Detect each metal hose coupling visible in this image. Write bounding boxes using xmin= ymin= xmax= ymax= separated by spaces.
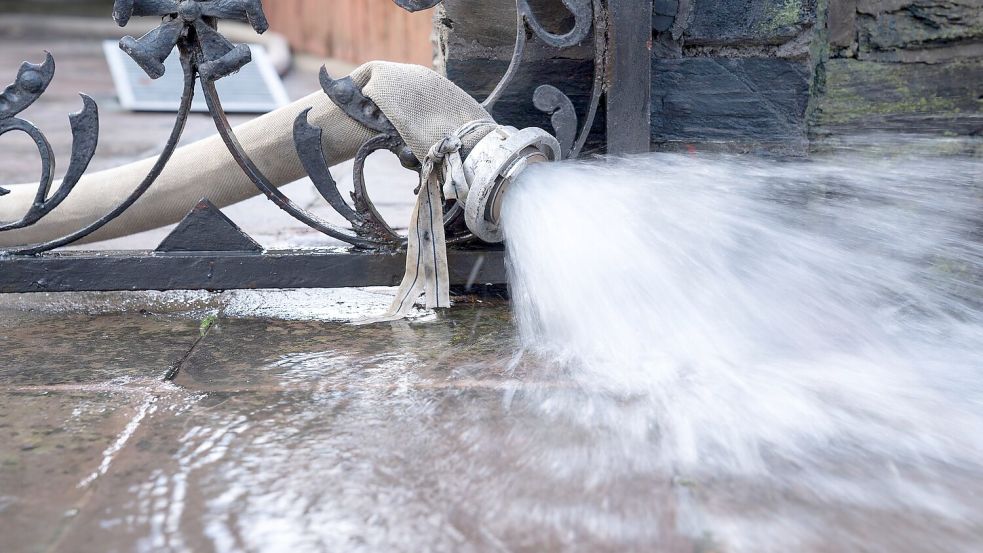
xmin=461 ymin=126 xmax=561 ymax=243
xmin=362 ymin=124 xmax=561 ymax=322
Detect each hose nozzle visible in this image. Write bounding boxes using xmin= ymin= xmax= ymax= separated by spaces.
xmin=462 ymin=126 xmax=561 ymax=243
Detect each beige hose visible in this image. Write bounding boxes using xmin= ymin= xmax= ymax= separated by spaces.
xmin=0 ymin=61 xmax=491 ymax=247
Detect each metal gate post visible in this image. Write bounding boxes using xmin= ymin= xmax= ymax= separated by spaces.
xmin=605 ymin=0 xmax=653 ymax=155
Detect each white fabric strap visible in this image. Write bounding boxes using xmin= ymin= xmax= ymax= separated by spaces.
xmin=357 ymin=118 xmax=496 ymax=324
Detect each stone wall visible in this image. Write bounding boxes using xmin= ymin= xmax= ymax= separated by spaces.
xmin=813 ymin=0 xmax=983 ymax=139
xmin=437 ymin=0 xmax=982 ymax=153
xmin=650 ymin=0 xmax=817 ymax=152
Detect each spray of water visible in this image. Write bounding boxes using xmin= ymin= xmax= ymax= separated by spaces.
xmin=502 ymin=148 xmax=983 ymax=551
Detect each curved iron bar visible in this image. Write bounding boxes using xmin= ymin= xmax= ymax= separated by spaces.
xmin=0 ymin=79 xmax=99 ymax=232
xmin=1 ymin=53 xmax=195 ymax=256
xmin=31 ymin=95 xmax=100 ymax=224
xmin=292 ymin=110 xmax=403 ymax=246
xmin=199 ymin=69 xmax=392 ymax=250
xmin=565 ymin=0 xmax=606 ymax=159
xmin=533 ymin=84 xmax=577 ymax=157
xmin=350 ymin=134 xmax=406 ymax=241
xmin=481 ymin=0 xmax=592 ymax=112
xmin=0 ymin=119 xmax=55 ymax=230
xmin=0 ymin=52 xmax=56 ymax=229
xmin=292 ymin=109 xmax=363 ymax=225
xmin=434 ymin=0 xmax=602 ymax=160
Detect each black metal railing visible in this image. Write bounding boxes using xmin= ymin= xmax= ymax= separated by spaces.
xmin=0 ymin=0 xmax=645 ymax=293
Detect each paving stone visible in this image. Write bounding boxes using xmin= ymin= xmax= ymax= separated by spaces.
xmin=0 ymin=390 xmax=150 ymax=553
xmin=0 ymin=313 xmax=200 ymax=386
xmin=171 ymin=300 xmax=518 ymax=392
xmin=51 ymin=386 xmax=691 ymax=553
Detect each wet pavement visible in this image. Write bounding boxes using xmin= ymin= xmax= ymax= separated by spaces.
xmin=0 ymin=293 xmax=695 ymax=553
xmin=0 ymin=292 xmax=558 ymax=553
xmin=4 ymin=291 xmax=983 ymax=553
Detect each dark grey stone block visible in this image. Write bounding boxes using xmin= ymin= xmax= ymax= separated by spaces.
xmin=684 ymin=0 xmax=818 ymax=45
xmin=857 ymin=0 xmax=983 ymax=51
xmin=651 ymin=57 xmax=811 ymax=144
xmin=811 ymin=58 xmax=983 ymax=136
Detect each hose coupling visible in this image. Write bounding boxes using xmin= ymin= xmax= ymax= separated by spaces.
xmin=462 ymin=126 xmax=561 ymax=243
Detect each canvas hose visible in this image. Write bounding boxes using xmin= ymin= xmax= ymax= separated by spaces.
xmin=356 ymin=118 xmax=496 ymax=324
xmin=0 ymin=61 xmax=499 ymax=318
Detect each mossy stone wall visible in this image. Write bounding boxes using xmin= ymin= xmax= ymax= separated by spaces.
xmin=438 ymin=0 xmax=982 ymax=153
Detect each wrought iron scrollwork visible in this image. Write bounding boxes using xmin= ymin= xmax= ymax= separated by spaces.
xmin=533 ymin=84 xmax=578 ymax=158
xmin=295 ymin=70 xmax=420 ymax=247
xmin=0 ymin=53 xmax=100 ymax=236
xmin=114 ymin=0 xmax=269 ymax=81
xmin=1 ymin=0 xmax=606 ymax=258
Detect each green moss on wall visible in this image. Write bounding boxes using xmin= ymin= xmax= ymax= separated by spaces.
xmin=811 ymin=58 xmax=981 ymax=132
xmin=758 ymin=0 xmax=805 ymax=34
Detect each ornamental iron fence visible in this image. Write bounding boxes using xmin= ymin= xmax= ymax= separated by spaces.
xmin=0 ymin=0 xmax=651 ymax=294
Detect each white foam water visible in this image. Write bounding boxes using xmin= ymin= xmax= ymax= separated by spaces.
xmin=503 ymin=150 xmax=983 ymax=551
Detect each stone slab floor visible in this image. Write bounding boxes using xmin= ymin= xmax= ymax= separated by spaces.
xmin=2 ymin=290 xmax=608 ymax=553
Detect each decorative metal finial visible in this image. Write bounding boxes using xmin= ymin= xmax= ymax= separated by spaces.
xmin=0 ymin=52 xmax=55 ymax=120
xmin=391 ymin=0 xmax=442 ymax=12
xmin=112 ymin=0 xmax=269 ymax=81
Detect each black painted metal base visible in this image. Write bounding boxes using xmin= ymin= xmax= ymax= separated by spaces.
xmin=0 ymin=249 xmax=506 ymax=293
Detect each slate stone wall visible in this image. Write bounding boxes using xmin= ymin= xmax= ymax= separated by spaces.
xmin=437 ymin=0 xmax=981 ymax=153
xmin=650 ymin=0 xmax=818 ymax=152
xmin=813 ymin=0 xmax=983 ymax=140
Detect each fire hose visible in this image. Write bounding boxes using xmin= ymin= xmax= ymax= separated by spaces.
xmin=0 ymin=61 xmax=560 ymax=318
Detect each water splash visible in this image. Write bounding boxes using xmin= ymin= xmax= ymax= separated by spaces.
xmin=503 ymin=150 xmax=983 ymax=551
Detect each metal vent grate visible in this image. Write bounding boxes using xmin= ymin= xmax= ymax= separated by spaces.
xmin=103 ymin=41 xmax=290 ymax=113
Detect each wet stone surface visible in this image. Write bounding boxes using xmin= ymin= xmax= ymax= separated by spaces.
xmin=172 ymin=304 xmax=518 ymax=392
xmin=2 ymin=292 xmax=980 ymax=552
xmin=0 ymin=390 xmax=153 ymax=553
xmin=0 ymin=297 xmax=694 ymax=553
xmin=0 ymin=313 xmax=200 ymax=386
